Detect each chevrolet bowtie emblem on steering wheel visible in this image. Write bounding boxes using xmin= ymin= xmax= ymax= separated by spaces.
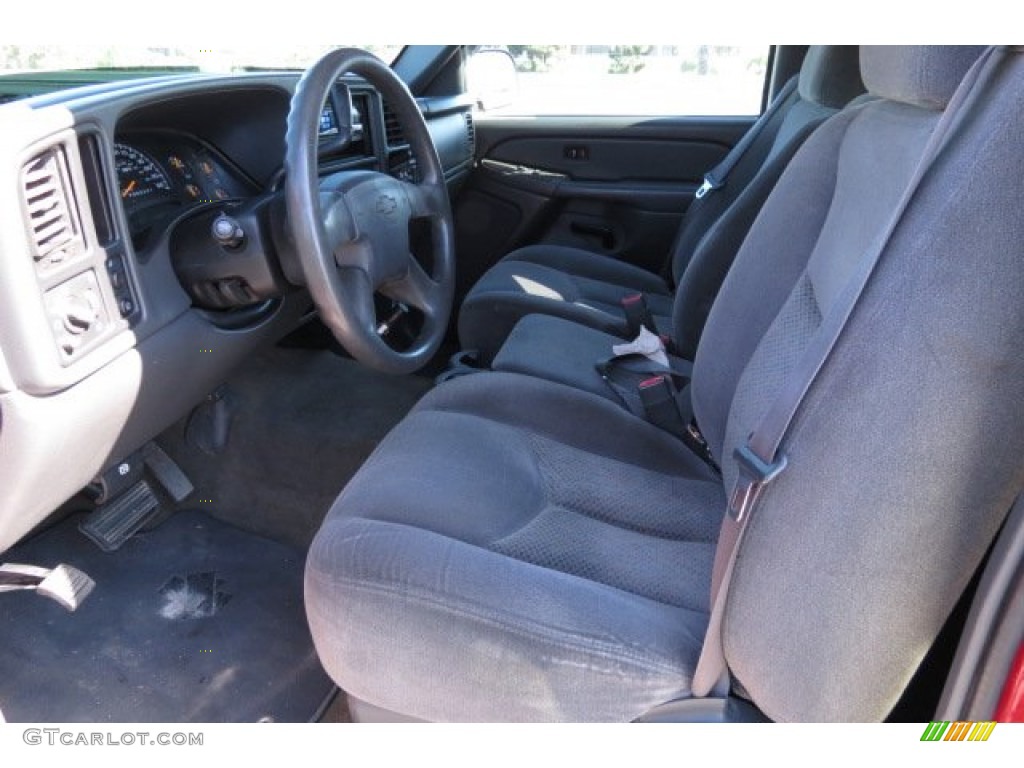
xmin=375 ymin=194 xmax=398 ymax=215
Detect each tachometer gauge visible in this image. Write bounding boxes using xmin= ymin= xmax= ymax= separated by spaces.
xmin=114 ymin=143 xmax=172 ymax=207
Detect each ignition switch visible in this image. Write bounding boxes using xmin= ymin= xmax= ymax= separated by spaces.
xmin=211 ymin=214 xmax=245 ymax=250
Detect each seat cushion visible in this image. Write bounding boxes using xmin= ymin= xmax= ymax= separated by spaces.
xmin=305 ymin=372 xmax=722 ymax=721
xmin=458 ymin=244 xmax=671 ymax=363
xmin=493 ymin=314 xmax=650 ymax=402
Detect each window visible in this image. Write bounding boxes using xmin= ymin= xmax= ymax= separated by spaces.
xmin=470 ymin=45 xmax=769 ymax=117
xmin=0 ymin=45 xmax=404 ymax=74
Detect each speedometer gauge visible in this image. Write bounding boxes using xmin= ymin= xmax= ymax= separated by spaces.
xmin=114 ymin=143 xmax=172 ymax=207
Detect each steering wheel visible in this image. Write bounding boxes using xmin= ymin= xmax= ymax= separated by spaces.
xmin=284 ymin=48 xmax=455 ymax=374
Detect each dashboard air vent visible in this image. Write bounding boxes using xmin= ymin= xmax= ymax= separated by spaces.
xmin=464 ymin=112 xmax=476 ymax=157
xmin=382 ymin=99 xmax=406 ymax=146
xmin=21 ymin=147 xmax=81 ymax=266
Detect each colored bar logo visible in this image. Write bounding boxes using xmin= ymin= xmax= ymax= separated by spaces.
xmin=920 ymin=721 xmax=997 ymax=742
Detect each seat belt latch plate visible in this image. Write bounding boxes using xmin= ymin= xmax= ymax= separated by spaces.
xmin=728 ymin=443 xmax=788 ymax=522
xmin=695 ymin=173 xmax=722 ymax=200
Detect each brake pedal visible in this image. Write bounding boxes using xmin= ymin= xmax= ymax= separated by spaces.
xmin=142 ymin=442 xmax=194 ymax=502
xmin=80 ymin=479 xmax=160 ymax=552
xmin=0 ymin=562 xmax=95 ymax=611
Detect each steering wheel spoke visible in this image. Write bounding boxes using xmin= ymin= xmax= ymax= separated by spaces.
xmin=380 ymin=255 xmax=442 ymax=317
xmin=318 ymin=191 xmax=359 ymax=263
xmin=401 ymin=180 xmax=442 ymax=220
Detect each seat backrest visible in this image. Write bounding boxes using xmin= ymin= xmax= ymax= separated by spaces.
xmin=668 ymin=45 xmax=864 ymax=359
xmin=691 ymin=46 xmax=1024 ymax=721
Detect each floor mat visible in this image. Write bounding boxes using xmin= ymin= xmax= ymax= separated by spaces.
xmin=158 ymin=346 xmax=434 ymax=549
xmin=0 ymin=511 xmax=333 ymax=722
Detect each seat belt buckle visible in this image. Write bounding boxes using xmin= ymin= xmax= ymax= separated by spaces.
xmin=637 ymin=375 xmax=690 ymax=440
xmin=728 ymin=442 xmax=788 ymax=522
xmin=621 ymin=293 xmax=656 ymax=336
xmin=638 ymin=373 xmax=675 ymax=405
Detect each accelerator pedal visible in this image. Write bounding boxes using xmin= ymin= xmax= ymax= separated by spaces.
xmin=80 ymin=479 xmax=160 ymax=552
xmin=0 ymin=562 xmax=95 ymax=611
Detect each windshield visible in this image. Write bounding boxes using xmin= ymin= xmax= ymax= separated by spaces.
xmin=0 ymin=45 xmax=405 ymax=74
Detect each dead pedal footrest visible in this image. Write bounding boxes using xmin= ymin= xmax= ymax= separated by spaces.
xmin=80 ymin=479 xmax=160 ymax=552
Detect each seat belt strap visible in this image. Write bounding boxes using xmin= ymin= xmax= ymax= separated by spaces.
xmin=728 ymin=45 xmax=999 ymax=526
xmin=695 ymin=76 xmax=798 ymax=200
xmin=595 ymin=355 xmax=721 ymax=473
xmin=690 ymin=46 xmax=1005 ymax=699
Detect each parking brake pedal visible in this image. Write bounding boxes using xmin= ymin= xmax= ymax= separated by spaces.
xmin=0 ymin=562 xmax=95 ymax=611
xmin=80 ymin=480 xmax=160 ymax=552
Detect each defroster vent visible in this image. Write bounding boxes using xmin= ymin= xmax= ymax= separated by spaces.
xmin=464 ymin=111 xmax=476 ymax=157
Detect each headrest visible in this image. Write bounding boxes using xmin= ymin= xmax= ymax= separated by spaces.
xmin=798 ymin=46 xmax=865 ymax=109
xmin=860 ymin=46 xmax=988 ymax=110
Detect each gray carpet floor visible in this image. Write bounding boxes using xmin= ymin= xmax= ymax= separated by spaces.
xmin=0 ymin=347 xmax=434 ymax=723
xmin=158 ymin=347 xmax=434 ymax=549
xmin=0 ymin=510 xmax=333 ymax=722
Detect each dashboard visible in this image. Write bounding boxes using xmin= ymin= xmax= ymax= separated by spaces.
xmin=109 ymin=84 xmax=411 ymax=252
xmin=112 ymin=90 xmax=387 ymax=253
xmin=0 ymin=69 xmax=476 ymax=553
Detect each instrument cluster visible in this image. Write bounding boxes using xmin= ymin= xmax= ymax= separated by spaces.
xmin=113 ymin=135 xmax=255 ymax=249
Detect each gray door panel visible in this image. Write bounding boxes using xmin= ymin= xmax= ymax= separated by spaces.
xmin=453 ymin=115 xmax=754 ymax=299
